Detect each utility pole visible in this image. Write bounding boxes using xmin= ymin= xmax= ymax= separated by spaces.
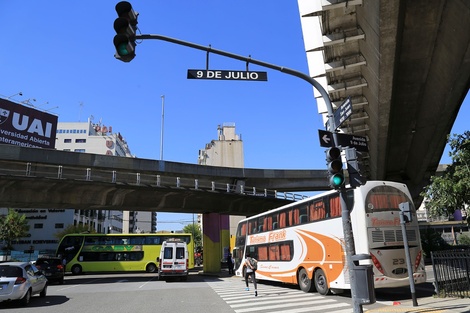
xmin=160 ymin=95 xmax=165 ymax=161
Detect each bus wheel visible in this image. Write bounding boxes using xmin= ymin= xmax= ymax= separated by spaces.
xmin=298 ymin=268 xmax=314 ymax=292
xmin=314 ymin=269 xmax=329 ymax=295
xmin=146 ymin=263 xmax=157 ymax=273
xmin=71 ymin=264 xmax=82 ymax=275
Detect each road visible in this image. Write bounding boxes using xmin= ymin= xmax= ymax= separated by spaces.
xmin=0 ymin=268 xmax=440 ymax=313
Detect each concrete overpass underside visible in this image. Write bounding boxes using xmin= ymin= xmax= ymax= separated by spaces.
xmin=0 ymin=175 xmax=292 ymax=216
xmin=299 ymin=0 xmax=470 ymax=203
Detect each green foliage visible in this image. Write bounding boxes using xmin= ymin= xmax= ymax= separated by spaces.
xmin=54 ymin=224 xmax=96 ymax=240
xmin=420 ymin=228 xmax=450 ymax=258
xmin=183 ymin=223 xmax=202 ymax=250
xmin=421 ymin=131 xmax=470 ymax=219
xmin=0 ymin=209 xmax=30 ymax=251
xmin=458 ymin=234 xmax=470 ymax=246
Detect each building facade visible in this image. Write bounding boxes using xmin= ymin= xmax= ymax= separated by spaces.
xmin=198 ymin=123 xmax=245 ymax=245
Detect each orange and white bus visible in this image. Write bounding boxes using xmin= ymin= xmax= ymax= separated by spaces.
xmin=233 ymin=181 xmax=426 ymax=295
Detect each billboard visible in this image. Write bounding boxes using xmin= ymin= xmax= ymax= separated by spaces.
xmin=0 ymin=98 xmax=58 ymax=149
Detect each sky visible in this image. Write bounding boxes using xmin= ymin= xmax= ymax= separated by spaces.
xmin=1 ymin=1 xmax=468 ymax=231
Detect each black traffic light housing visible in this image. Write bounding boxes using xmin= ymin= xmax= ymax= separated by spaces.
xmin=399 ymin=202 xmax=413 ymax=223
xmin=345 ymin=147 xmax=367 ymax=187
xmin=326 ymin=147 xmax=345 ymax=189
xmin=113 ymin=1 xmax=138 ymax=62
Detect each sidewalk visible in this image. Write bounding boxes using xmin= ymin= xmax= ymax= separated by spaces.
xmin=364 ymin=296 xmax=470 ymax=313
xmin=364 ymin=282 xmax=470 ymax=313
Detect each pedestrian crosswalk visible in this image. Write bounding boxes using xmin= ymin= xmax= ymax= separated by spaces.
xmin=206 ymin=278 xmax=353 ymax=313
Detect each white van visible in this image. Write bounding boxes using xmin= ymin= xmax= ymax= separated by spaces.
xmin=157 ymin=240 xmax=189 ymax=281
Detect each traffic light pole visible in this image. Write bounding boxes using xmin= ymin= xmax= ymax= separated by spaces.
xmin=135 ymin=33 xmax=362 ymax=312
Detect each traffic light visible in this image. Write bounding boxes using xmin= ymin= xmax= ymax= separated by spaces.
xmin=326 ymin=147 xmax=345 ymax=189
xmin=113 ymin=1 xmax=138 ymax=62
xmin=345 ymin=147 xmax=367 ymax=187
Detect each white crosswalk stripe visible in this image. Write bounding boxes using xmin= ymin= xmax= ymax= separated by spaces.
xmin=206 ymin=278 xmax=353 ymax=313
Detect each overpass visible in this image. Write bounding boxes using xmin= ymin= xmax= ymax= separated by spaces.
xmin=0 ymin=144 xmax=329 ymax=216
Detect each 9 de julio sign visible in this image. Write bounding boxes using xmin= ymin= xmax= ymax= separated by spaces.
xmin=0 ymin=98 xmax=58 ymax=149
xmin=187 ymin=69 xmax=267 ymax=81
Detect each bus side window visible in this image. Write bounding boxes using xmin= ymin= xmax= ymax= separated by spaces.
xmin=258 ymin=246 xmax=268 ymax=261
xmin=329 ymin=195 xmax=341 ymax=217
xmin=240 ymin=223 xmax=247 ymax=237
xmin=310 ymin=201 xmax=326 ymax=221
xmin=269 ymin=244 xmax=280 ymax=260
xmin=258 ymin=217 xmax=265 ymax=232
xmin=279 ymin=212 xmax=287 ymax=228
xmin=280 ymin=242 xmax=293 ymax=261
xmin=293 ymin=207 xmax=300 ymax=225
xmin=248 ymin=220 xmax=257 ymax=234
xmin=265 ymin=215 xmax=272 ymax=231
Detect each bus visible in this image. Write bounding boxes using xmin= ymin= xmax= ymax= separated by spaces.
xmin=55 ymin=233 xmax=194 ymax=275
xmin=233 ymin=181 xmax=426 ymax=295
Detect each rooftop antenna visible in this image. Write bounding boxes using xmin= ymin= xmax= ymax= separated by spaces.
xmin=21 ymin=98 xmax=36 ymax=107
xmin=44 ymin=106 xmax=59 ymax=112
xmin=79 ymin=102 xmax=84 ymax=122
xmin=7 ymin=91 xmax=23 ymax=99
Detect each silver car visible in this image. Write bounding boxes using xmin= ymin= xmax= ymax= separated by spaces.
xmin=0 ymin=262 xmax=48 ymax=306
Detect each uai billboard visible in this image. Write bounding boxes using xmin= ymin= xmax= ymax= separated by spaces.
xmin=0 ymin=98 xmax=58 ymax=149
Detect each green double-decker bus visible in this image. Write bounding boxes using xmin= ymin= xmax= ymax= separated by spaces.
xmin=56 ymin=233 xmax=194 ymax=275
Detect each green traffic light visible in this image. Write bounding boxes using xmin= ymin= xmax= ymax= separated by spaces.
xmin=117 ymin=43 xmax=130 ymax=56
xmin=330 ymin=173 xmax=345 ymax=187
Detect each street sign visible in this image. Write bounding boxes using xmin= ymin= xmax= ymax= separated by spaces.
xmin=318 ymin=130 xmax=369 ymax=152
xmin=326 ymin=97 xmax=353 ymax=131
xmin=187 ymin=69 xmax=267 ymax=81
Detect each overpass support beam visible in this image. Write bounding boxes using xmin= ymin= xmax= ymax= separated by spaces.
xmin=202 ymin=213 xmax=230 ymax=273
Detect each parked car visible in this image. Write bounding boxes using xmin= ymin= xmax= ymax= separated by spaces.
xmin=0 ymin=262 xmax=47 ymax=306
xmin=35 ymin=257 xmax=65 ymax=284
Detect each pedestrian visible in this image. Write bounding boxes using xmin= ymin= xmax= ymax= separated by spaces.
xmin=244 ymin=253 xmax=258 ymax=296
xmin=227 ymin=252 xmax=234 ymax=275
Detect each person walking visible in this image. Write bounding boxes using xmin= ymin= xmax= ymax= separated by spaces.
xmin=244 ymin=253 xmax=258 ymax=296
xmin=227 ymin=252 xmax=234 ymax=275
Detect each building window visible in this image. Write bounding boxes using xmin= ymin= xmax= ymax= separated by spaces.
xmin=55 ymin=223 xmax=64 ymax=229
xmin=64 ymin=139 xmax=72 ymax=143
xmin=75 ymin=139 xmax=86 ymax=143
xmin=74 ymin=149 xmax=86 ymax=153
xmin=63 ymin=149 xmax=71 ymax=151
xmin=34 ymin=224 xmax=43 ymax=229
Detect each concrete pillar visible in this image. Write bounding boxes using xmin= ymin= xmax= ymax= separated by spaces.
xmin=202 ymin=213 xmax=230 ymax=273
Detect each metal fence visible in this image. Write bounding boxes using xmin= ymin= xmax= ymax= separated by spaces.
xmin=431 ymin=249 xmax=470 ymax=298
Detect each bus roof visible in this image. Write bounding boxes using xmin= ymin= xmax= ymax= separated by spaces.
xmin=61 ymin=233 xmax=192 ymax=237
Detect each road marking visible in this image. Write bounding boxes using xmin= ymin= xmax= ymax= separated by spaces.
xmin=206 ymin=278 xmax=353 ymax=313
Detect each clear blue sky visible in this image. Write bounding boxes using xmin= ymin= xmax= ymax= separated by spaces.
xmin=1 ymin=1 xmax=468 ymax=231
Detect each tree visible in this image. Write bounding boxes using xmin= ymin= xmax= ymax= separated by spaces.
xmin=421 ymin=131 xmax=470 ymax=220
xmin=54 ymin=224 xmax=97 ymax=240
xmin=0 ymin=209 xmax=30 ymax=257
xmin=183 ymin=223 xmax=202 ymax=250
xmin=459 ymin=234 xmax=470 ymax=246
